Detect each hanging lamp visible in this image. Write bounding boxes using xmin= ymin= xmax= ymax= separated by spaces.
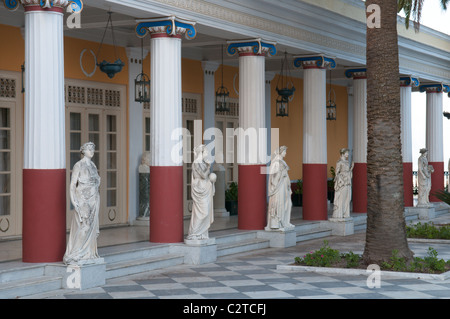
xmin=135 ymin=38 xmax=150 ymax=103
xmin=326 ymin=69 xmax=337 ymax=120
xmin=276 ymin=51 xmax=295 ymax=117
xmin=96 ymin=12 xmax=124 ymax=79
xmin=215 ymin=44 xmax=230 ymax=112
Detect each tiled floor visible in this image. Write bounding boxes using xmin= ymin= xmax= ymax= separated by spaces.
xmin=21 ymin=231 xmax=450 ymax=300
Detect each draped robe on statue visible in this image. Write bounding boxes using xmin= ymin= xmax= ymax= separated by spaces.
xmin=187 ymin=160 xmax=215 ymax=240
xmin=266 ymin=155 xmax=294 ymax=231
xmin=64 ymin=158 xmax=101 ymax=265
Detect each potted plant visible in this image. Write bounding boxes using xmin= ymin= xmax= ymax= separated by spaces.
xmin=225 ymin=182 xmax=238 ymax=215
xmin=327 ymin=166 xmax=335 ymax=203
xmin=291 ymin=179 xmax=302 ymax=207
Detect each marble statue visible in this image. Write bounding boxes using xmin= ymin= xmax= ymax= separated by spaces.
xmin=64 ymin=142 xmax=102 ymax=265
xmin=138 ymin=151 xmax=151 ymax=219
xmin=186 ymin=144 xmax=216 ymax=240
xmin=417 ymin=148 xmax=434 ymax=207
xmin=332 ymin=148 xmax=354 ymax=219
xmin=265 ymin=146 xmax=295 ymax=231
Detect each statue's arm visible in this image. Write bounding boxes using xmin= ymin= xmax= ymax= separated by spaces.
xmin=70 ymin=163 xmax=80 ymax=212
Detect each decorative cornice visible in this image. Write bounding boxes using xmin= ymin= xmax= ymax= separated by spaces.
xmin=3 ymin=0 xmax=82 ymax=12
xmin=226 ymin=38 xmax=276 ymax=57
xmin=419 ymin=83 xmax=450 ymax=93
xmin=135 ymin=16 xmax=196 ymax=40
xmin=293 ymin=54 xmax=336 ymax=70
xmin=345 ymin=68 xmax=367 ymax=79
xmin=399 ymin=76 xmax=420 ymax=87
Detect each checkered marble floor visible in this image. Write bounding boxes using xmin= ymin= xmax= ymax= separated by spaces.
xmin=24 ymin=236 xmax=450 ymax=300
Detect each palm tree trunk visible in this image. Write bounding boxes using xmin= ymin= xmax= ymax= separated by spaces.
xmin=362 ymin=0 xmax=414 ymax=264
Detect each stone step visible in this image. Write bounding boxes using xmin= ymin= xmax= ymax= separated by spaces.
xmin=100 ymin=243 xmax=171 ymax=264
xmin=296 ymin=227 xmax=332 ymax=242
xmin=217 ymin=238 xmax=270 ymax=257
xmin=106 ymin=253 xmax=185 ymax=279
xmin=0 ymin=263 xmax=46 ymax=284
xmin=0 ymin=275 xmax=62 ymax=299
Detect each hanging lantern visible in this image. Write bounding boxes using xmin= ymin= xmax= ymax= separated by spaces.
xmin=276 ymin=95 xmax=289 ymax=117
xmin=326 ymin=69 xmax=337 ymax=121
xmin=276 ymin=51 xmax=295 ymax=117
xmin=96 ymin=12 xmax=124 ymax=79
xmin=215 ymin=45 xmax=230 ymax=112
xmin=135 ymin=39 xmax=150 ymax=103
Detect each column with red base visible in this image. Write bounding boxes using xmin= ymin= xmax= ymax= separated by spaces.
xmin=20 ymin=1 xmax=69 ymax=262
xmin=345 ymin=68 xmax=367 ymax=214
xmin=420 ymin=83 xmax=449 ymax=202
xmin=294 ymin=55 xmax=336 ymax=220
xmin=400 ymin=76 xmax=419 ymax=207
xmin=227 ymin=39 xmax=276 ymax=229
xmin=136 ymin=17 xmax=197 ymax=242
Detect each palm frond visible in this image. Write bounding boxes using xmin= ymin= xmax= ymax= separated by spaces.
xmin=433 ymin=189 xmax=450 ymax=205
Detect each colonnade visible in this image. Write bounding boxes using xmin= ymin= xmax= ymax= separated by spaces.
xmin=11 ymin=5 xmax=450 ymax=262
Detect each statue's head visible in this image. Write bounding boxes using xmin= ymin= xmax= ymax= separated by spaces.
xmin=80 ymin=142 xmax=95 ymax=155
xmin=420 ymin=148 xmax=428 ymax=155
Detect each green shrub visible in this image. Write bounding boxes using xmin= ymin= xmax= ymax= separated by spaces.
xmin=295 ymin=240 xmax=340 ymax=267
xmin=406 ymin=222 xmax=450 ymax=239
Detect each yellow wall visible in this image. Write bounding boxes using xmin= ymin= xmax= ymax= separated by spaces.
xmin=0 ymin=24 xmax=24 ymax=72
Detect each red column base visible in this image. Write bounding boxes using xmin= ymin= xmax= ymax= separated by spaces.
xmin=149 ymin=166 xmax=183 ymax=243
xmin=352 ymin=163 xmax=367 ymax=213
xmin=238 ymin=165 xmax=267 ymax=230
xmin=302 ymin=163 xmax=327 ymax=220
xmin=429 ymin=161 xmax=444 ymax=202
xmin=22 ymin=169 xmax=66 ymax=263
xmin=403 ymin=162 xmax=413 ymax=207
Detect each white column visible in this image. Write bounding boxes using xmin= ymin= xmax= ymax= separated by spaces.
xmin=400 ymin=76 xmax=419 ymax=207
xmin=294 ymin=55 xmax=335 ymax=221
xmin=201 ymin=61 xmax=220 ymax=159
xmin=136 ymin=16 xmax=196 ymax=243
xmin=126 ymin=47 xmax=148 ymax=223
xmin=21 ymin=0 xmax=70 ymax=263
xmin=227 ymin=38 xmax=276 ymax=230
xmin=345 ymin=68 xmax=367 ymax=214
xmin=420 ymin=83 xmax=448 ymax=202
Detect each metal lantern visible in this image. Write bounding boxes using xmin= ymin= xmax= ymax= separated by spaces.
xmin=276 ymin=51 xmax=295 ymax=117
xmin=326 ymin=69 xmax=337 ymax=121
xmin=276 ymin=95 xmax=289 ymax=117
xmin=135 ymin=39 xmax=150 ymax=103
xmin=135 ymin=72 xmax=150 ymax=103
xmin=215 ymin=45 xmax=230 ymax=112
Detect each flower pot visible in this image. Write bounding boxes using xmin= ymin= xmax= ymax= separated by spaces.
xmin=225 ymin=200 xmax=238 ymax=215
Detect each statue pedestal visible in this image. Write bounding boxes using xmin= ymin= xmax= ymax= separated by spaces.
xmin=171 ymin=238 xmax=217 ymax=265
xmin=48 ymin=258 xmax=106 ymax=290
xmin=258 ymin=228 xmax=296 ymax=248
xmin=410 ymin=205 xmax=436 ymax=220
xmin=323 ymin=217 xmax=354 ymax=236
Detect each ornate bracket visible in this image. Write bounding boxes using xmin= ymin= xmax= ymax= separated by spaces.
xmin=135 ymin=16 xmax=196 ymax=40
xmin=3 ymin=0 xmax=83 ymax=12
xmin=226 ymin=38 xmax=276 ymax=57
xmin=294 ymin=54 xmax=336 ymax=69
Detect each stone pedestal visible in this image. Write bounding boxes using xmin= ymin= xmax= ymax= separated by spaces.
xmin=257 ymin=229 xmax=296 ymax=248
xmin=48 ymin=258 xmax=106 ymax=290
xmin=171 ymin=238 xmax=217 ymax=265
xmin=323 ymin=217 xmax=354 ymax=236
xmin=411 ymin=205 xmax=436 ymax=220
xmin=213 ymin=164 xmax=229 ymax=217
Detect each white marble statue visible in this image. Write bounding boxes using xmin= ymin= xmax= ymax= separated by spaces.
xmin=332 ymin=148 xmax=354 ymax=219
xmin=186 ymin=144 xmax=216 ymax=240
xmin=265 ymin=146 xmax=295 ymax=231
xmin=138 ymin=151 xmax=151 ymax=219
xmin=64 ymin=142 xmax=102 ymax=265
xmin=417 ymin=148 xmax=434 ymax=207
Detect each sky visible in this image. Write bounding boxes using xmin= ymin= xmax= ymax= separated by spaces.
xmin=409 ymin=0 xmax=450 ymax=171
